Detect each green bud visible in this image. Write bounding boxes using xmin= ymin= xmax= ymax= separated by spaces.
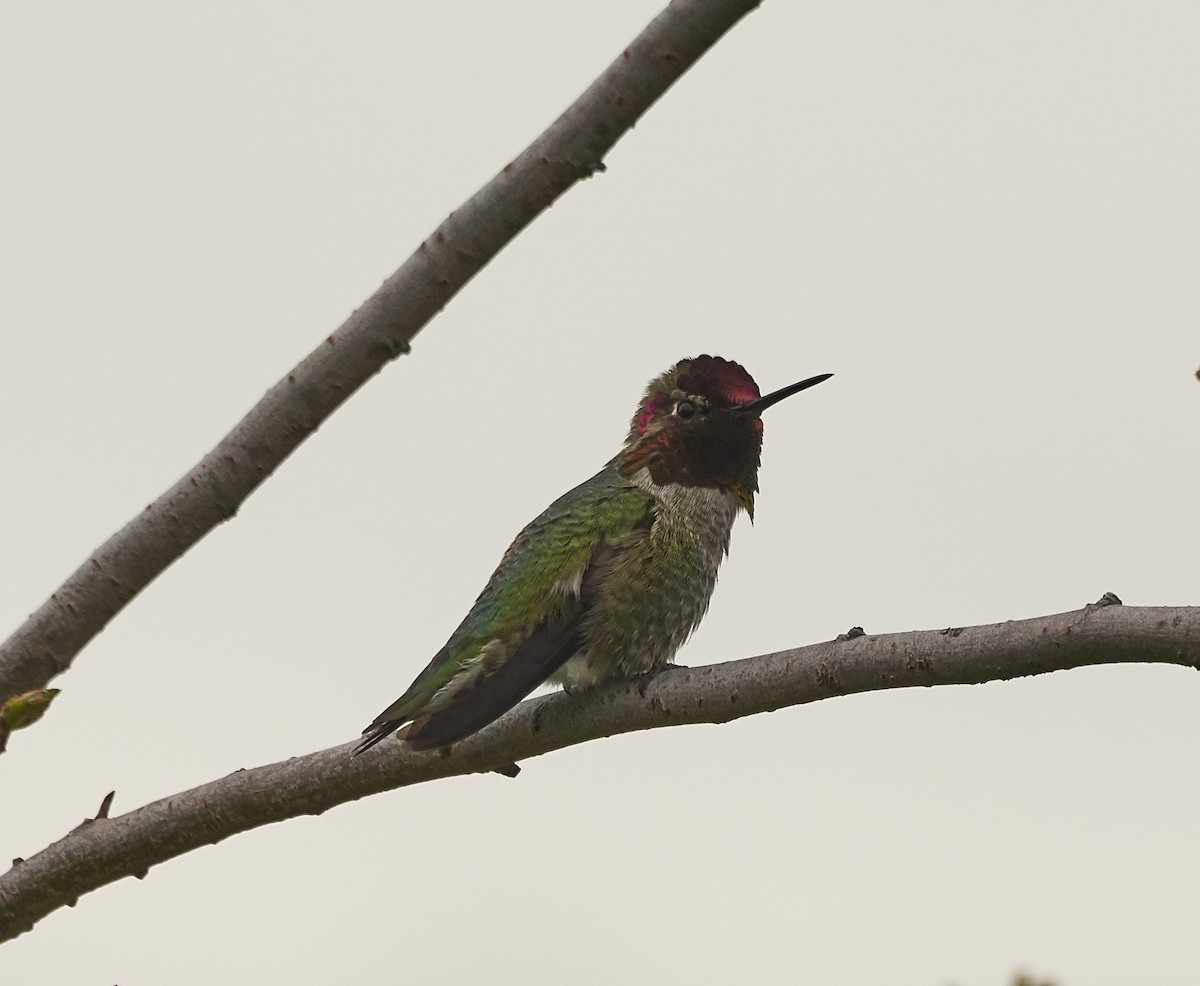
xmin=1 ymin=688 xmax=61 ymax=731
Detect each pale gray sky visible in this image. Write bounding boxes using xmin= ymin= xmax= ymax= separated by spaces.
xmin=2 ymin=3 xmax=1197 ymax=984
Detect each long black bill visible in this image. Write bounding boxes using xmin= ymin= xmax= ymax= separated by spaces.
xmin=738 ymin=372 xmax=833 ymax=415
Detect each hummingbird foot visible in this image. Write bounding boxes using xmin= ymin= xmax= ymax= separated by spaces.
xmin=637 ymin=662 xmax=687 ymax=698
xmin=836 ymin=626 xmax=865 ymax=641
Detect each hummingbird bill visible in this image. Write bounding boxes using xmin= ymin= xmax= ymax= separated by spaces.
xmin=355 ymin=356 xmax=831 ymax=755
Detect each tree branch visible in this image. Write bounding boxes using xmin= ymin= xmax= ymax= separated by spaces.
xmin=1 ymin=603 xmax=1195 ymax=941
xmin=0 ymin=0 xmax=764 ymax=707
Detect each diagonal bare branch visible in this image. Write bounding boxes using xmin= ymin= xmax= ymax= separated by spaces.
xmin=0 ymin=0 xmax=765 ymax=707
xmin=1 ymin=602 xmax=1195 ymax=941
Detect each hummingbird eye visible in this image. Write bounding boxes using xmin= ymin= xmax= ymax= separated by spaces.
xmin=674 ymin=400 xmax=697 ymax=419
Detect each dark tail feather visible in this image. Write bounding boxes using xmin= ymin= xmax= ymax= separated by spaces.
xmin=404 ymin=703 xmax=493 ymax=751
xmin=401 ymin=563 xmax=604 ymax=750
xmin=355 ymin=555 xmax=604 ymax=754
xmin=351 ymin=718 xmax=408 ymax=757
xmin=403 ymin=623 xmax=584 ymax=751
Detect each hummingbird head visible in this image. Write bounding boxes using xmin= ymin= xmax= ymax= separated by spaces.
xmin=620 ymin=355 xmax=832 ymax=517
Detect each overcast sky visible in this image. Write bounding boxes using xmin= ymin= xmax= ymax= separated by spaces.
xmin=2 ymin=3 xmax=1197 ymax=984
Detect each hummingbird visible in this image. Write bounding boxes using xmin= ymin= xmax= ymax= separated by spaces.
xmin=355 ymin=356 xmax=831 ymax=755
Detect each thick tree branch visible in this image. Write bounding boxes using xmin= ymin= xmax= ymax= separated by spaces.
xmin=1 ymin=603 xmax=1195 ymax=941
xmin=0 ymin=0 xmax=764 ymax=707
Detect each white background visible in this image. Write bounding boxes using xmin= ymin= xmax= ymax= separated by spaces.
xmin=2 ymin=3 xmax=1197 ymax=983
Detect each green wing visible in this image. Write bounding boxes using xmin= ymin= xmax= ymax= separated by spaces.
xmin=356 ymin=465 xmax=655 ymax=753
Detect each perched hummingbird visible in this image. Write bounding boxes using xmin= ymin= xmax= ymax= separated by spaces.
xmin=355 ymin=356 xmax=831 ymax=755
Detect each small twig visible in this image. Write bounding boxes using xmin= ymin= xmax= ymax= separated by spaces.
xmin=94 ymin=792 xmax=115 ymax=821
xmin=69 ymin=792 xmax=117 ymax=835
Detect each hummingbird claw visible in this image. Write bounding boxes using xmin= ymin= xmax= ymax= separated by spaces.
xmin=836 ymin=626 xmax=865 ymax=641
xmin=637 ymin=663 xmax=686 ymax=698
